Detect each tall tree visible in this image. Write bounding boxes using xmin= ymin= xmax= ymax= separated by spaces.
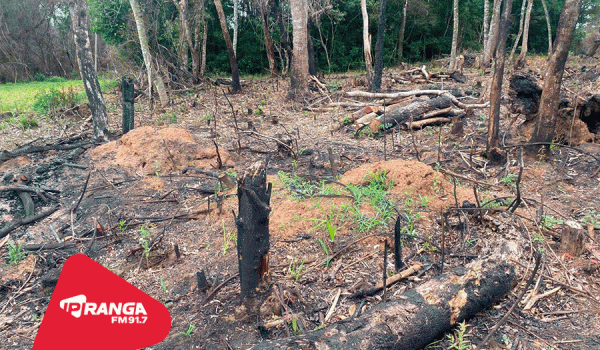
xmin=273 ymin=0 xmax=292 ymax=74
xmin=360 ymin=0 xmax=373 ymax=81
xmin=233 ymin=0 xmax=239 ymax=56
xmin=69 ymin=0 xmax=109 ymax=141
xmin=487 ymin=0 xmax=513 ymax=161
xmin=397 ymin=0 xmax=408 ymax=64
xmin=369 ymin=0 xmax=387 ymax=92
xmin=288 ymin=0 xmax=309 ymax=99
xmin=256 ymin=0 xmax=277 ymax=76
xmin=213 ymin=0 xmax=241 ymax=92
xmin=129 ymin=0 xmax=169 ymax=106
xmin=450 ymin=0 xmax=459 ymax=70
xmin=509 ymin=0 xmax=527 ymax=61
xmin=173 ymin=0 xmax=193 ymax=73
xmin=483 ymin=0 xmax=502 ymax=68
xmin=515 ymin=0 xmax=534 ymax=67
xmin=482 ymin=0 xmax=490 ymax=53
xmin=540 ymin=0 xmax=553 ymax=54
xmin=530 ymin=0 xmax=583 ymax=149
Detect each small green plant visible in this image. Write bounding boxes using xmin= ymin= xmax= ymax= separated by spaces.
xmin=0 ymin=121 xmax=8 ymax=130
xmin=160 ymin=279 xmax=168 ymax=294
xmin=260 ymin=99 xmax=267 ymax=105
xmin=326 ymin=219 xmax=336 ymax=242
xmin=532 ymin=232 xmax=545 ymax=244
xmin=500 ymin=173 xmax=518 ymax=188
xmin=581 ymin=212 xmax=600 ymax=229
xmin=222 ymin=220 xmax=236 ymax=256
xmin=118 ymin=220 xmax=127 ymax=231
xmin=432 ymin=176 xmax=442 ymax=194
xmin=154 ymin=160 xmax=161 ymax=177
xmin=423 ymin=126 xmax=435 ymax=136
xmin=289 ymin=256 xmax=305 ymax=282
xmin=256 ymin=106 xmax=264 ymax=115
xmin=32 ymin=314 xmax=40 ymax=322
xmin=7 ymin=241 xmax=26 ymax=265
xmin=317 ymin=239 xmax=331 ymax=266
xmin=18 ymin=114 xmax=38 ymax=129
xmin=501 ymin=333 xmax=510 ymax=345
xmin=541 ymin=215 xmax=564 ymax=228
xmin=466 ymin=238 xmax=478 ymax=247
xmin=326 ymin=80 xmax=341 ymax=91
xmin=446 ymin=321 xmax=471 ymax=350
xmin=343 ymin=115 xmax=353 ymax=125
xmin=419 ymin=195 xmax=429 ymax=208
xmin=202 ymin=114 xmax=214 ymax=122
xmin=140 ymin=224 xmax=152 ymax=258
xmin=181 ymin=323 xmax=195 ymax=337
xmin=291 ymin=316 xmax=300 ymax=334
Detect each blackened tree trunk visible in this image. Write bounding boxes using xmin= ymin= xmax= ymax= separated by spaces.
xmin=288 ymin=0 xmax=309 ymax=99
xmin=69 ymin=0 xmax=109 ymax=141
xmin=369 ymin=0 xmax=387 ymax=93
xmin=213 ymin=0 xmax=241 ymax=92
xmin=235 ymin=161 xmax=272 ymax=297
xmin=487 ymin=0 xmax=513 ymax=162
xmin=530 ymin=0 xmax=583 ymax=149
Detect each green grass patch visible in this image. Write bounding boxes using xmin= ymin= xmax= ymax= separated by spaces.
xmin=0 ymin=77 xmax=118 ymax=114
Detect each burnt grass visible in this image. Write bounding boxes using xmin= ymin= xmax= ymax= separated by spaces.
xmin=1 ymin=56 xmax=600 ymax=349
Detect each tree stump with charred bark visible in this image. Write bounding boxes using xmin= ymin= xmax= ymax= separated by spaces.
xmin=235 ymin=161 xmax=272 ymax=297
xmin=250 ymin=254 xmax=515 ymax=350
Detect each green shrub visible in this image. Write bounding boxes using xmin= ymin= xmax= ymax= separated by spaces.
xmin=18 ymin=115 xmax=39 ymax=129
xmin=33 ymin=88 xmax=81 ymax=115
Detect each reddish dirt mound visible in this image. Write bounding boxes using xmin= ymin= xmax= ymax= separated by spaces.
xmin=89 ymin=126 xmax=231 ymax=175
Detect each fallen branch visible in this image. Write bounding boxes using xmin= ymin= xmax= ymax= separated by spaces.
xmin=346 ymin=90 xmax=489 ymax=109
xmin=0 ymin=206 xmax=60 ymax=239
xmin=0 ymin=139 xmax=92 ymax=163
xmin=349 ymin=262 xmax=423 ymax=298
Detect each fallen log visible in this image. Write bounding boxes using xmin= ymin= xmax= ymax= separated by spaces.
xmin=346 ymin=89 xmax=489 ymax=109
xmin=251 ymin=254 xmax=515 ymax=350
xmin=369 ymin=95 xmax=454 ymax=131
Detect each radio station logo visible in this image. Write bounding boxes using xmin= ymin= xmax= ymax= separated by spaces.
xmin=59 ymin=294 xmax=148 ymax=324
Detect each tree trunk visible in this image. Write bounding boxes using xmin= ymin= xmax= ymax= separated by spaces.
xmin=250 ymin=255 xmax=515 ymax=350
xmin=487 ymin=0 xmax=514 ymax=162
xmin=398 ymin=0 xmax=408 ymax=64
xmin=191 ymin=0 xmax=203 ymax=78
xmin=361 ymin=0 xmax=373 ymax=81
xmin=369 ymin=0 xmax=387 ymax=93
xmin=174 ymin=0 xmax=193 ymax=73
xmin=213 ymin=0 xmax=241 ymax=92
xmin=201 ymin=2 xmax=208 ymax=77
xmin=307 ymin=20 xmax=317 ymax=76
xmin=530 ymin=0 xmax=583 ymax=150
xmin=69 ymin=0 xmax=109 ymax=141
xmin=450 ymin=0 xmax=460 ymax=71
xmin=483 ymin=0 xmax=490 ymax=52
xmin=258 ymin=1 xmax=277 ymax=76
xmin=540 ymin=0 xmax=553 ymax=55
xmin=369 ymin=95 xmax=455 ymax=131
xmin=235 ymin=161 xmax=271 ymax=297
xmin=288 ymin=0 xmax=309 ymax=100
xmin=515 ymin=0 xmax=533 ymax=67
xmin=483 ymin=0 xmax=502 ymax=68
xmin=233 ymin=0 xmax=239 ymax=56
xmin=509 ymin=0 xmax=527 ymax=61
xmin=129 ymin=0 xmax=169 ymax=106
xmin=273 ymin=0 xmax=292 ymax=74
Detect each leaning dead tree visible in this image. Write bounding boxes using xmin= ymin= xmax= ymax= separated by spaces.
xmin=234 ymin=161 xmax=272 ymax=297
xmin=251 ymin=254 xmax=515 ymax=350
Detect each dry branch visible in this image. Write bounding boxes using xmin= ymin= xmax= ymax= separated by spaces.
xmin=346 ymin=89 xmax=489 ymax=109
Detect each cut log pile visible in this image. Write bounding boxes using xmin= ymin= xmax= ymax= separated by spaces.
xmin=390 ymin=65 xmax=466 ymax=85
xmin=333 ymin=89 xmax=488 ymax=133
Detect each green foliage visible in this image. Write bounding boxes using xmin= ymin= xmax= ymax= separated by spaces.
xmin=222 ymin=220 xmax=236 ymax=256
xmin=7 ymin=241 xmax=26 ymax=265
xmin=289 ymin=256 xmax=304 ymax=282
xmin=140 ymin=224 xmax=152 ymax=258
xmin=317 ymin=239 xmax=331 ymax=266
xmin=541 ymin=215 xmax=564 ymax=228
xmin=32 ymin=88 xmax=82 ymax=115
xmin=500 ymin=173 xmax=518 ymax=188
xmin=181 ymin=323 xmax=195 ymax=337
xmin=446 ymin=321 xmax=471 ymax=350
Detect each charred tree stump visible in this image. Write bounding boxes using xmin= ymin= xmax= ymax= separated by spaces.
xmin=251 ymin=255 xmax=515 ymax=350
xmin=122 ymin=77 xmax=135 ymax=134
xmin=234 ymin=161 xmax=272 ymax=297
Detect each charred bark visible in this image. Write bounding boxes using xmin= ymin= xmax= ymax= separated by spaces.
xmin=235 ymin=161 xmax=272 ymax=297
xmin=369 ymin=0 xmax=387 ymax=93
xmin=250 ymin=255 xmax=515 ymax=350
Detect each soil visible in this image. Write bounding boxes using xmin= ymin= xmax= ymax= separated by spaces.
xmin=1 ymin=56 xmax=600 ymax=350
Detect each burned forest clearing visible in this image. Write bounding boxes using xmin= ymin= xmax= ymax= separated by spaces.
xmin=2 ymin=57 xmax=600 ymax=349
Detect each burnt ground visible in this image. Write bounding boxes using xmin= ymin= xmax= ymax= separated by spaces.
xmin=1 ymin=55 xmax=600 ymax=349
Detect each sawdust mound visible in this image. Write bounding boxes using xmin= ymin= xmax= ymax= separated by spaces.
xmin=89 ymin=126 xmax=231 ymax=175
